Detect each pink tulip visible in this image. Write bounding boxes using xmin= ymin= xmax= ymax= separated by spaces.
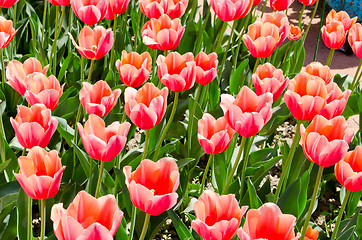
xmin=105 ymin=0 xmax=131 ymax=20
xmin=348 ymin=23 xmax=362 ymax=59
xmin=10 ymin=104 xmax=58 ymax=149
xmin=195 ymin=52 xmax=218 ymax=85
xmin=0 ymin=16 xmax=17 ymax=48
xmin=51 ymin=191 xmax=123 ymax=240
xmin=320 ymin=82 xmax=350 ymax=120
xmin=78 ymin=114 xmax=130 ymax=162
xmin=123 ymin=157 xmax=180 ymax=216
xmin=0 ymin=0 xmax=19 ymax=8
xmin=198 ymin=113 xmax=235 ymax=154
xmin=221 ymin=86 xmax=273 ymax=137
xmin=262 ymin=12 xmax=290 ymax=46
xmin=270 ymin=0 xmax=294 ymax=11
xmin=69 ymin=26 xmax=114 ymax=60
xmin=322 ymin=20 xmax=347 ymax=50
xmin=192 ymin=190 xmax=248 ymax=240
xmin=326 ymin=9 xmax=357 ymax=32
xmin=139 ymin=0 xmax=188 ymax=19
xmin=210 ymin=0 xmax=253 ymax=22
xmin=14 ymin=147 xmax=65 ymax=199
xmin=47 ymin=0 xmax=71 ymax=6
xmin=6 ymin=58 xmax=49 ymax=96
xmin=125 ymin=83 xmax=168 ymax=129
xmin=79 ymin=80 xmax=121 ymax=117
xmin=71 ymin=0 xmax=108 ymax=25
xmin=305 ymin=61 xmax=332 ymax=84
xmin=157 ymin=52 xmax=196 ymax=92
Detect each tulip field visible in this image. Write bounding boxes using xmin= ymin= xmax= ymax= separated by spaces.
xmin=1 ymin=0 xmax=362 ymax=239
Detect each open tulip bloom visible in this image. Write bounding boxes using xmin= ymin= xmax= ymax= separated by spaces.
xmin=0 ymin=16 xmax=17 ymax=48
xmin=139 ymin=0 xmax=188 ymax=19
xmin=71 ymin=0 xmax=108 ymax=25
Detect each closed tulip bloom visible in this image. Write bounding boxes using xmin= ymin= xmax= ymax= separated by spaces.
xmin=298 ymin=0 xmax=317 ymax=6
xmin=252 ymin=63 xmax=289 ymax=102
xmin=284 ymin=72 xmax=327 ymax=121
xmin=51 ymin=191 xmax=123 ymax=240
xmin=262 ymin=12 xmax=290 ymax=46
xmin=335 ymin=146 xmax=362 ymax=192
xmin=71 ymin=0 xmax=107 ymax=25
xmin=157 ymin=52 xmax=196 ymax=92
xmin=305 ymin=61 xmax=332 ymax=84
xmin=221 ymin=86 xmax=273 ymax=137
xmin=210 ymin=0 xmax=253 ymax=22
xmin=195 ymin=52 xmax=218 ymax=85
xmin=348 ymin=23 xmax=362 ymax=59
xmin=192 ymin=190 xmax=248 ymax=240
xmin=322 ymin=20 xmax=347 ymax=50
xmin=14 ymin=147 xmax=65 ymax=199
xmin=300 ymin=115 xmax=354 ymax=167
xmin=105 ymin=0 xmax=131 ymax=20
xmin=115 ymin=50 xmax=152 ymax=87
xmin=320 ymin=82 xmax=350 ymax=120
xmin=125 ymin=83 xmax=168 ymax=129
xmin=123 ymin=157 xmax=180 ymax=216
xmin=78 ymin=114 xmax=130 ymax=162
xmin=79 ymin=80 xmax=121 ymax=117
xmin=0 ymin=0 xmax=19 ymax=8
xmin=141 ymin=14 xmax=185 ymax=51
xmin=140 ymin=0 xmax=188 ymax=19
xmin=243 ymin=21 xmax=280 ymax=58
xmin=198 ymin=113 xmax=235 ymax=155
xmin=47 ymin=0 xmax=71 ymax=6
xmin=288 ymin=24 xmax=304 ymax=41
xmin=0 ymin=16 xmax=17 ymax=48
xmin=6 ymin=58 xmax=49 ymax=96
xmin=237 ymin=203 xmax=296 ymax=240
xmin=270 ymin=0 xmax=294 ymax=11
xmin=298 ymin=226 xmax=319 ymax=240
xmin=326 ymin=9 xmax=357 ymax=32
xmin=10 ymin=104 xmax=58 ymax=149
xmin=69 ymin=26 xmax=114 ymax=60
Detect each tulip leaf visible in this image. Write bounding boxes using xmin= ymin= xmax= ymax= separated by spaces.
xmin=259 ymin=103 xmax=291 ymax=136
xmin=0 ymin=160 xmax=10 ymax=173
xmin=209 ymin=80 xmax=220 ymax=111
xmin=229 ymin=59 xmax=249 ymax=95
xmin=247 ymin=178 xmax=263 ymax=209
xmin=178 ymin=21 xmax=197 ymax=54
xmin=167 ymin=210 xmax=195 ymax=240
xmin=0 ymin=181 xmax=20 ymax=210
xmin=72 ymin=141 xmax=90 ymax=178
xmin=16 ymin=189 xmax=28 ymax=240
xmin=342 ymin=93 xmax=359 ymax=119
xmin=336 ymin=226 xmax=355 ymax=240
xmin=55 ymin=117 xmax=74 ymax=146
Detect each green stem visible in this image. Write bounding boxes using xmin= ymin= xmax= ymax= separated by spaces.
xmin=87 ymin=59 xmax=95 ymax=82
xmin=298 ymin=5 xmax=306 ymax=28
xmin=282 ymin=41 xmax=292 ymax=65
xmin=313 ymin=0 xmax=326 ymax=61
xmin=222 ymin=136 xmax=247 ymax=195
xmin=213 ymin=21 xmax=228 ymax=52
xmin=141 ymin=129 xmax=150 ymax=160
xmin=194 ymin=8 xmax=211 ymax=53
xmin=40 ymin=199 xmax=46 ymax=240
xmin=188 ymin=0 xmax=199 ymax=24
xmin=95 ymin=161 xmax=105 ymax=198
xmin=49 ymin=5 xmax=60 ymax=73
xmin=129 ymin=205 xmax=137 ymax=240
xmin=80 ymin=58 xmax=85 ymax=82
xmin=200 ymin=154 xmax=213 ymax=192
xmin=1 ymin=49 xmax=5 ymax=91
xmin=134 ymin=10 xmax=142 ymax=49
xmin=187 ymin=84 xmax=202 ymax=156
xmin=351 ymin=59 xmax=362 ymax=91
xmin=41 ymin=0 xmax=48 ymax=44
xmin=325 ymin=48 xmax=335 ymax=66
xmin=89 ymin=158 xmax=93 ymax=193
xmin=27 ymin=196 xmax=32 ymax=240
xmin=218 ymin=22 xmax=236 ymax=79
xmin=139 ymin=213 xmax=151 ymax=240
xmin=68 ymin=7 xmax=73 ymax=56
xmin=233 ymin=13 xmax=251 ymax=70
xmin=304 ymin=0 xmax=319 ymax=39
xmin=12 ymin=4 xmax=17 ymax=59
xmin=121 ymin=110 xmax=127 ymax=122
xmin=260 ymin=0 xmax=267 ymax=18
xmin=300 ymin=165 xmax=324 ymax=239
xmin=152 ymin=92 xmax=179 ymax=161
xmin=330 ymin=190 xmax=351 ymax=240
xmin=110 ymin=16 xmax=118 ymax=71
xmin=252 ymin=58 xmax=260 ymax=74
xmin=240 ymin=136 xmax=255 ymax=196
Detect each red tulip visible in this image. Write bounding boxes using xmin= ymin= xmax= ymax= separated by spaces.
xmin=157 ymin=52 xmax=196 ymax=92
xmin=139 ymin=0 xmax=188 ymax=19
xmin=141 ymin=14 xmax=185 ymax=51
xmin=320 ymin=82 xmax=350 ymax=120
xmin=221 ymin=86 xmax=273 ymax=137
xmin=300 ymin=115 xmax=354 ymax=167
xmin=262 ymin=12 xmax=290 ymax=46
xmin=71 ymin=0 xmax=108 ymax=25
xmin=210 ymin=0 xmax=253 ymax=22
xmin=191 ymin=190 xmax=248 ymax=240
xmin=195 ymin=52 xmax=218 ymax=85
xmin=0 ymin=0 xmax=19 ymax=8
xmin=252 ymin=0 xmax=262 ymax=6
xmin=51 ymin=191 xmax=123 ymax=240
xmin=288 ymin=24 xmax=303 ymax=41
xmin=125 ymin=83 xmax=168 ymax=129
xmin=10 ymin=104 xmax=58 ymax=149
xmin=69 ymin=26 xmax=114 ymax=60
xmin=298 ymin=0 xmax=317 ymax=6
xmin=78 ymin=114 xmax=130 ymax=162
xmin=123 ymin=157 xmax=180 ymax=216
xmin=115 ymin=51 xmax=152 ymax=87
xmin=326 ymin=9 xmax=357 ymax=32
xmin=104 ymin=0 xmax=131 ymax=20
xmin=198 ymin=113 xmax=235 ymax=154
xmin=243 ymin=21 xmax=280 ymax=58
xmin=305 ymin=61 xmax=332 ymax=84
xmin=252 ymin=63 xmax=289 ymax=102
xmin=6 ymin=58 xmax=49 ymax=96
xmin=348 ymin=23 xmax=362 ymax=59
xmin=322 ymin=20 xmax=347 ymax=50
xmin=79 ymin=80 xmax=121 ymax=117
xmin=270 ymin=0 xmax=294 ymax=11
xmin=237 ymin=203 xmax=296 ymax=240
xmin=0 ymin=16 xmax=17 ymax=48
xmin=47 ymin=0 xmax=71 ymax=6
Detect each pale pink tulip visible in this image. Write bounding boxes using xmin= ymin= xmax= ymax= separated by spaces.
xmin=210 ymin=0 xmax=253 ymax=22
xmin=71 ymin=0 xmax=108 ymax=25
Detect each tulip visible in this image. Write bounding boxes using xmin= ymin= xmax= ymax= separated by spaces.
xmin=139 ymin=0 xmax=188 ymax=19
xmin=210 ymin=0 xmax=252 ymax=22
xmin=69 ymin=26 xmax=114 ymax=60
xmin=125 ymin=83 xmax=168 ymax=129
xmin=221 ymin=86 xmax=273 ymax=137
xmin=243 ymin=21 xmax=280 ymax=58
xmin=105 ymin=0 xmax=131 ymax=20
xmin=115 ymin=51 xmax=152 ymax=87
xmin=157 ymin=52 xmax=196 ymax=92
xmin=123 ymin=157 xmax=179 ymax=216
xmin=47 ymin=0 xmax=71 ymax=6
xmin=270 ymin=0 xmax=294 ymax=11
xmin=237 ymin=203 xmax=296 ymax=240
xmin=252 ymin=63 xmax=289 ymax=102
xmin=78 ymin=114 xmax=130 ymax=162
xmin=322 ymin=20 xmax=347 ymax=50
xmin=141 ymin=14 xmax=185 ymax=51
xmin=191 ymin=190 xmax=248 ymax=240
xmin=288 ymin=24 xmax=304 ymax=41
xmin=79 ymin=80 xmax=121 ymax=117
xmin=195 ymin=52 xmax=218 ymax=85
xmin=252 ymin=0 xmax=262 ymax=6
xmin=71 ymin=0 xmax=107 ymax=25
xmin=326 ymin=9 xmax=357 ymax=32
xmin=284 ymin=72 xmax=328 ymax=121
xmin=305 ymin=61 xmax=332 ymax=84
xmin=262 ymin=12 xmax=290 ymax=46
xmin=320 ymin=82 xmax=350 ymax=120
xmin=298 ymin=0 xmax=317 ymax=5
xmin=198 ymin=113 xmax=235 ymax=155
xmin=24 ymin=73 xmax=63 ymax=111
xmin=300 ymin=115 xmax=354 ymax=167
xmin=295 ymin=226 xmax=319 ymax=240
xmin=10 ymin=104 xmax=58 ymax=149
xmin=51 ymin=191 xmax=123 ymax=239
xmin=335 ymin=146 xmax=362 ymax=192
xmin=6 ymin=58 xmax=49 ymax=96
xmin=0 ymin=16 xmax=17 ymax=48
xmin=0 ymin=0 xmax=19 ymax=8
xmin=14 ymin=147 xmax=65 ymax=199
xmin=348 ymin=23 xmax=362 ymax=59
